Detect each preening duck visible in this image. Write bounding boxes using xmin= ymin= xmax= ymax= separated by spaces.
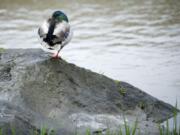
xmin=38 ymin=10 xmax=73 ymax=58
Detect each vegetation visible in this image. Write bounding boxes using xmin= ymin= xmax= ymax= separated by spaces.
xmin=138 ymin=101 xmax=146 ymax=110
xmin=158 ymin=103 xmax=179 ymax=135
xmin=0 ymin=48 xmax=5 ymax=52
xmin=114 ymin=80 xmax=121 ymax=84
xmin=119 ymin=86 xmax=127 ymax=96
xmin=0 ymin=118 xmax=139 ymax=135
xmin=114 ymin=80 xmax=127 ymax=96
xmin=121 ymin=116 xmax=138 ymax=135
xmin=0 ymin=106 xmax=179 ymax=135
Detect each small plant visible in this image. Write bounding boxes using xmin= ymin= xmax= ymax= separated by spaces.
xmin=158 ymin=102 xmax=180 ymax=135
xmin=106 ymin=129 xmax=111 ymax=135
xmin=118 ymin=126 xmax=123 ymax=135
xmin=40 ymin=127 xmax=47 ymax=135
xmin=114 ymin=80 xmax=120 ymax=84
xmin=138 ymin=102 xmax=146 ymax=110
xmin=132 ymin=118 xmax=138 ymax=135
xmin=11 ymin=127 xmax=16 ymax=135
xmin=49 ymin=129 xmax=55 ymax=135
xmin=0 ymin=48 xmax=5 ymax=53
xmin=33 ymin=129 xmax=39 ymax=135
xmin=0 ymin=128 xmax=2 ymax=135
xmin=114 ymin=80 xmax=127 ymax=96
xmin=119 ymin=86 xmax=127 ymax=96
xmin=85 ymin=129 xmax=91 ymax=135
xmin=123 ymin=116 xmax=138 ymax=135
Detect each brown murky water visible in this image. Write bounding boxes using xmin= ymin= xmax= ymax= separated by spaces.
xmin=0 ymin=0 xmax=180 ymax=108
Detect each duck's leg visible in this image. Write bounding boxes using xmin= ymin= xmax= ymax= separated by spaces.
xmin=52 ymin=46 xmax=63 ymax=59
xmin=52 ymin=53 xmax=60 ymax=59
xmin=52 ymin=50 xmax=60 ymax=59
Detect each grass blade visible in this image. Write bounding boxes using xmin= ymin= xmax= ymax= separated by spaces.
xmin=106 ymin=129 xmax=110 ymax=135
xmin=138 ymin=128 xmax=141 ymax=135
xmin=0 ymin=128 xmax=2 ymax=135
xmin=40 ymin=127 xmax=47 ymax=135
xmin=11 ymin=127 xmax=16 ymax=135
xmin=173 ymin=101 xmax=178 ymax=134
xmin=86 ymin=129 xmax=91 ymax=135
xmin=123 ymin=115 xmax=130 ymax=135
xmin=166 ymin=120 xmax=169 ymax=135
xmin=132 ymin=118 xmax=138 ymax=135
xmin=158 ymin=124 xmax=163 ymax=135
xmin=118 ymin=126 xmax=122 ymax=135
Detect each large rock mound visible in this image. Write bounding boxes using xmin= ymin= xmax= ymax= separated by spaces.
xmin=0 ymin=49 xmax=176 ymax=134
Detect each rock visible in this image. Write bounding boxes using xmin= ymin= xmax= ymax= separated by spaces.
xmin=0 ymin=101 xmax=38 ymax=135
xmin=0 ymin=49 xmax=177 ymax=134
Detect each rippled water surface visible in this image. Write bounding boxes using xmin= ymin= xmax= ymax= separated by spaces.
xmin=0 ymin=0 xmax=180 ymax=107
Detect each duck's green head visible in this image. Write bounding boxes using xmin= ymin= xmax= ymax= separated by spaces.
xmin=52 ymin=10 xmax=69 ymax=23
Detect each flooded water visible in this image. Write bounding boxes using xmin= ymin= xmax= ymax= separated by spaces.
xmin=0 ymin=0 xmax=180 ymax=108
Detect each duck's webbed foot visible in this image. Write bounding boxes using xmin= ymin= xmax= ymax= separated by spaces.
xmin=52 ymin=52 xmax=61 ymax=59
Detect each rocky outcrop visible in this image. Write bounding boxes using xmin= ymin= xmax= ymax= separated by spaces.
xmin=0 ymin=49 xmax=176 ymax=134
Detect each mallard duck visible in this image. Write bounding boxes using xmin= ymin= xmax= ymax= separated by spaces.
xmin=38 ymin=10 xmax=73 ymax=58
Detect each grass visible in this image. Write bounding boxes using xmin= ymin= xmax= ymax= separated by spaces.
xmin=114 ymin=80 xmax=127 ymax=96
xmin=0 ymin=128 xmax=2 ymax=135
xmin=138 ymin=101 xmax=146 ymax=110
xmin=119 ymin=86 xmax=127 ymax=96
xmin=158 ymin=102 xmax=179 ymax=135
xmin=76 ymin=117 xmax=139 ymax=135
xmin=0 ymin=48 xmax=5 ymax=53
xmin=122 ymin=116 xmax=138 ymax=135
xmin=0 ymin=105 xmax=179 ymax=135
xmin=0 ymin=118 xmax=139 ymax=135
xmin=114 ymin=80 xmax=121 ymax=84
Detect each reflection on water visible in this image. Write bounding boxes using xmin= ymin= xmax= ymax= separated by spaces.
xmin=0 ymin=0 xmax=180 ymax=107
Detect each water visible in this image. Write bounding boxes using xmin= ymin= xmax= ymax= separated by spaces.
xmin=0 ymin=0 xmax=180 ymax=108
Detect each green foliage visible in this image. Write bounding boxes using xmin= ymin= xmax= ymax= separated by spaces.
xmin=158 ymin=123 xmax=163 ymax=135
xmin=73 ymin=116 xmax=138 ymax=135
xmin=49 ymin=129 xmax=55 ymax=135
xmin=119 ymin=86 xmax=126 ymax=96
xmin=0 ymin=106 xmax=179 ymax=135
xmin=31 ymin=127 xmax=54 ymax=135
xmin=114 ymin=80 xmax=126 ymax=96
xmin=166 ymin=120 xmax=169 ymax=135
xmin=40 ymin=127 xmax=47 ymax=135
xmin=138 ymin=128 xmax=140 ymax=135
xmin=131 ymin=118 xmax=138 ymax=135
xmin=138 ymin=102 xmax=146 ymax=110
xmin=0 ymin=128 xmax=2 ymax=135
xmin=122 ymin=116 xmax=138 ymax=135
xmin=11 ymin=127 xmax=16 ymax=135
xmin=85 ymin=129 xmax=91 ymax=135
xmin=0 ymin=48 xmax=5 ymax=53
xmin=106 ymin=129 xmax=111 ymax=135
xmin=123 ymin=115 xmax=130 ymax=135
xmin=33 ymin=129 xmax=39 ymax=135
xmin=114 ymin=80 xmax=120 ymax=84
xmin=158 ymin=102 xmax=179 ymax=135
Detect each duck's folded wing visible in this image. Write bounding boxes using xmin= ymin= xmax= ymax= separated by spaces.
xmin=53 ymin=22 xmax=72 ymax=46
xmin=38 ymin=21 xmax=49 ymax=38
xmin=62 ymin=27 xmax=73 ymax=46
xmin=54 ymin=22 xmax=70 ymax=38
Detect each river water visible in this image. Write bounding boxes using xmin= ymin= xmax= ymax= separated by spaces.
xmin=0 ymin=0 xmax=180 ymax=108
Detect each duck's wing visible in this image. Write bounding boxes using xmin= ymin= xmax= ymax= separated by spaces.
xmin=53 ymin=21 xmax=70 ymax=45
xmin=61 ymin=26 xmax=73 ymax=47
xmin=38 ymin=20 xmax=49 ymax=38
xmin=38 ymin=20 xmax=58 ymax=54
